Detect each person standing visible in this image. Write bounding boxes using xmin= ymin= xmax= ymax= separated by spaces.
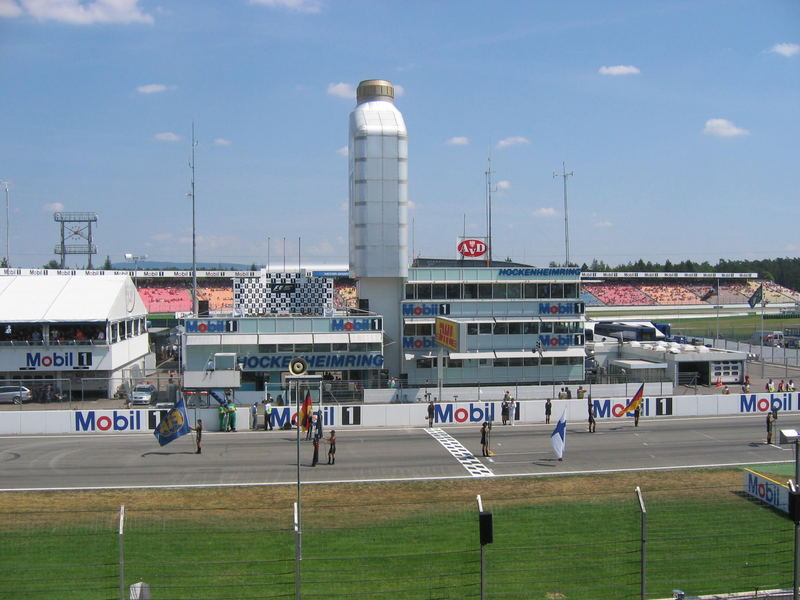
xmin=480 ymin=422 xmax=490 ymax=457
xmin=250 ymin=402 xmax=258 ymax=430
xmin=545 ymin=398 xmax=552 ymax=424
xmin=190 ymin=419 xmax=203 ymax=454
xmin=501 ymin=399 xmax=509 ymax=426
xmin=326 ymin=429 xmax=336 ymax=465
xmin=588 ymin=397 xmax=596 ymax=433
xmin=509 ymin=396 xmax=516 ymax=426
xmin=766 ymin=411 xmax=774 ymax=444
xmin=218 ymin=402 xmax=228 ymax=432
xmin=427 ymin=400 xmax=435 ymax=428
xmin=311 ymin=434 xmax=320 ymax=466
xmin=264 ymin=397 xmax=274 ymax=431
xmin=633 ymin=405 xmax=641 ymax=427
xmin=227 ymin=399 xmax=237 ymax=432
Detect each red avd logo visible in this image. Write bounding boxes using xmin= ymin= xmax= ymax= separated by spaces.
xmin=458 ymin=239 xmax=487 ymax=257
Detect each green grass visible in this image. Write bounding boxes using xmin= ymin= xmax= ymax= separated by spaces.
xmin=0 ymin=477 xmax=793 ymax=600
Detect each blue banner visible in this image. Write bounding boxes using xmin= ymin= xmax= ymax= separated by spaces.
xmin=153 ymin=396 xmax=191 ymax=447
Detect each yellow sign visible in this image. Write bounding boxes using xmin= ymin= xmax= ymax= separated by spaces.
xmin=435 ymin=317 xmax=459 ymax=352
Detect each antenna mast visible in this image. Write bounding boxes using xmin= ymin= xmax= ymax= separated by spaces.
xmin=553 ymin=162 xmax=574 ymax=266
xmin=189 ymin=123 xmax=198 ymax=315
xmin=485 ymin=152 xmax=497 ymax=266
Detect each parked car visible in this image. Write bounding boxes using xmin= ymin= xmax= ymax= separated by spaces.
xmin=667 ymin=335 xmax=688 ymax=344
xmin=129 ymin=384 xmax=157 ymax=406
xmin=0 ymin=385 xmax=32 ymax=405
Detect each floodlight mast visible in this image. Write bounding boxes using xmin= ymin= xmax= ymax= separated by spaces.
xmin=188 ymin=123 xmax=198 ymax=316
xmin=553 ymin=163 xmax=574 ymax=266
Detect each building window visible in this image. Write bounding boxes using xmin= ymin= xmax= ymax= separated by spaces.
xmin=277 ymin=344 xmax=294 ymax=352
xmin=467 ymin=323 xmax=478 ymax=335
xmin=432 ymin=283 xmax=446 ymax=299
xmin=478 ymin=283 xmax=492 ymax=299
xmin=492 ymin=283 xmax=507 ymax=299
xmin=537 ymin=283 xmax=550 ymax=298
xmin=446 ymin=283 xmax=461 ymax=299
xmin=564 ymin=283 xmax=578 ymax=298
xmin=540 ymin=322 xmax=553 ymax=334
xmin=479 ymin=323 xmax=492 ymax=334
xmin=508 ymin=322 xmax=522 ymax=335
xmin=523 ymin=322 xmax=539 ymax=334
xmin=446 ymin=358 xmax=462 ymax=368
xmin=463 ymin=284 xmax=478 ymax=299
xmin=258 ymin=344 xmax=277 ymax=353
xmin=417 ymin=284 xmax=432 ymax=299
xmin=405 ymin=284 xmax=415 ymax=300
xmin=416 ymin=358 xmax=433 ymax=369
xmin=332 ymin=343 xmax=348 ymax=351
xmin=507 ymin=283 xmax=522 ymax=299
xmin=493 ymin=322 xmax=508 ymax=335
xmin=524 ymin=283 xmax=538 ymax=299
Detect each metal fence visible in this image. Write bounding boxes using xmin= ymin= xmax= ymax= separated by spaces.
xmin=0 ymin=482 xmax=794 ymax=600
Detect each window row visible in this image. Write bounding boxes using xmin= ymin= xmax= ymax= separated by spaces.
xmin=256 ymin=343 xmax=382 ymax=353
xmin=415 ymin=356 xmax=584 ymax=369
xmin=403 ymin=321 xmax=583 ymax=336
xmin=405 ymin=282 xmax=579 ymax=300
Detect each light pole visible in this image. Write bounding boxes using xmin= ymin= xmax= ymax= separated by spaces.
xmin=124 ymin=253 xmax=147 ymax=288
xmin=187 ymin=123 xmax=198 ymax=316
xmin=0 ymin=180 xmax=9 ymax=267
xmin=553 ymin=163 xmax=574 ymax=266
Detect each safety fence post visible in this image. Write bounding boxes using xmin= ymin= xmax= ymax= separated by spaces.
xmin=118 ymin=504 xmax=125 ymax=600
xmin=293 ymin=502 xmax=301 ymax=600
xmin=635 ymin=487 xmax=647 ymax=600
xmin=476 ymin=495 xmax=493 ymax=600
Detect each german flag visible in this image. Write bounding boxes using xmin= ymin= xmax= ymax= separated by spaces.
xmin=619 ymin=383 xmax=645 ymax=415
xmin=299 ymin=392 xmax=313 ymax=431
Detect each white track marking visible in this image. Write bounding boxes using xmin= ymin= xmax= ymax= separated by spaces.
xmin=425 ymin=428 xmax=494 ymax=477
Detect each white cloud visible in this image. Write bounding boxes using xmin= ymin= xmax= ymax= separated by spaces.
xmin=150 ymin=232 xmax=173 ymax=242
xmin=154 ymin=132 xmax=181 ymax=142
xmin=703 ymin=118 xmax=749 ymax=137
xmin=213 ymin=138 xmax=232 ymax=146
xmin=598 ymin=65 xmax=641 ymax=76
xmin=327 ymin=82 xmax=355 ymax=99
xmin=593 ymin=220 xmax=613 ymax=228
xmin=43 ymin=202 xmax=64 ymax=212
xmin=393 ymin=84 xmax=405 ymax=97
xmin=336 ymin=146 xmax=348 ymax=157
xmin=445 ymin=136 xmax=469 ymax=146
xmin=249 ymin=0 xmax=322 ymax=13
xmin=532 ymin=207 xmax=556 ymax=217
xmin=12 ymin=0 xmax=154 ymax=24
xmin=496 ymin=180 xmax=511 ymax=191
xmin=769 ymin=43 xmax=800 ymax=58
xmin=496 ymin=136 xmax=530 ymax=149
xmin=0 ymin=0 xmax=22 ymax=17
xmin=136 ymin=83 xmax=172 ymax=94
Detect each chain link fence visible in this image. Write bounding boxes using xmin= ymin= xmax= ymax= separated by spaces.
xmin=0 ymin=480 xmax=794 ymax=600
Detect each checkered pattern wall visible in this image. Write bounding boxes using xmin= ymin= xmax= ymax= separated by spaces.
xmin=233 ymin=272 xmax=334 ymax=316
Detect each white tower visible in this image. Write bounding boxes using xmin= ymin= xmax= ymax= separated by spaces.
xmin=349 ymin=79 xmax=408 ymax=278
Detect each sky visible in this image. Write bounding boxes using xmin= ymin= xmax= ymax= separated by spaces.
xmin=0 ymin=0 xmax=798 ymax=270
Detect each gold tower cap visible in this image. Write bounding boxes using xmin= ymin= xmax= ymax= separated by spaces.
xmin=356 ymin=79 xmax=394 ymax=104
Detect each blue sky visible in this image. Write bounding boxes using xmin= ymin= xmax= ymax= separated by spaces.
xmin=0 ymin=0 xmax=797 ymax=269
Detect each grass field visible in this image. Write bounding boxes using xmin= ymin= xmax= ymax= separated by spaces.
xmin=0 ymin=468 xmax=793 ymax=599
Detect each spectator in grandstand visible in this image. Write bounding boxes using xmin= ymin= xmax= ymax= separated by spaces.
xmin=766 ymin=378 xmax=775 ymax=393
xmin=588 ymin=397 xmax=596 ymax=433
xmin=427 ymin=400 xmax=435 ymax=427
xmin=545 ymin=398 xmax=552 ymax=424
xmin=576 ymin=386 xmax=586 ymax=399
xmin=789 ymin=380 xmax=796 ymax=392
xmin=778 ymin=380 xmax=785 ymax=392
xmin=722 ymin=385 xmax=731 ymax=395
xmin=565 ymin=387 xmax=572 ymax=399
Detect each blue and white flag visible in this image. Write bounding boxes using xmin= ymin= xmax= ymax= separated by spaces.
xmin=550 ymin=409 xmax=567 ymax=460
xmin=154 ymin=395 xmax=191 ymax=447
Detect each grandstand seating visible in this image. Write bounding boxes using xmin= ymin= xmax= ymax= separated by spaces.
xmin=198 ymin=287 xmax=234 ymax=311
xmin=582 ymin=283 xmax=655 ymax=306
xmin=137 ymin=286 xmax=193 ymax=313
xmin=638 ymin=284 xmax=705 ymax=305
xmin=580 ymin=291 xmax=603 ymax=306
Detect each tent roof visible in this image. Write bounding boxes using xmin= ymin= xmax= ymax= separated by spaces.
xmin=0 ymin=276 xmax=147 ymax=323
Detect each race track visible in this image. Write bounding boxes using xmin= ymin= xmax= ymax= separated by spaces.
xmin=0 ymin=414 xmax=795 ymax=491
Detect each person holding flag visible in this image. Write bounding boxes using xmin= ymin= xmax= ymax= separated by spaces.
xmin=154 ymin=394 xmax=192 ymax=448
xmin=551 ymin=409 xmax=567 ymax=461
xmin=299 ymin=390 xmax=313 ymax=436
xmin=619 ymin=383 xmax=645 ymax=426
